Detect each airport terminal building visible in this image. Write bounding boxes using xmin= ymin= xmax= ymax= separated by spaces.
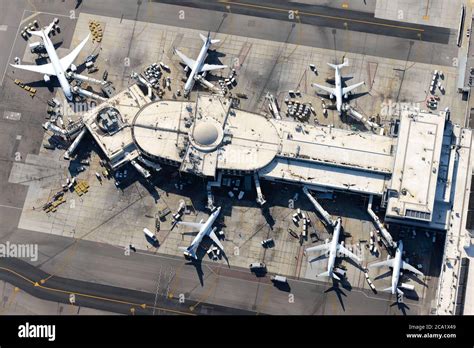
xmin=83 ymin=84 xmax=472 ymax=235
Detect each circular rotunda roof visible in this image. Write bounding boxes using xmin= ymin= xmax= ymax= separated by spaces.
xmin=193 ymin=122 xmax=219 ymax=146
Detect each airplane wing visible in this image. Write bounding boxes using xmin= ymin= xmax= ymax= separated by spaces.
xmin=177 ymin=221 xmax=204 ymax=230
xmin=200 ymin=63 xmax=227 ymax=72
xmin=174 ymin=49 xmax=196 ymax=68
xmin=60 ymin=34 xmax=90 ymax=71
xmin=311 ymin=83 xmax=336 ymax=95
xmin=402 ymin=261 xmax=424 ymax=276
xmin=368 ymin=259 xmax=395 ymax=269
xmin=10 ymin=62 xmax=55 ymax=76
xmin=337 ymin=244 xmax=361 ymax=262
xmin=208 ymin=230 xmax=224 ymax=251
xmin=342 ymin=81 xmax=365 ymax=95
xmin=305 ymin=243 xmax=330 ymax=254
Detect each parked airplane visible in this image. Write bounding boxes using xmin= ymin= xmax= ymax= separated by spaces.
xmin=369 ymin=240 xmax=424 ymax=295
xmin=178 ymin=206 xmax=224 ymax=259
xmin=311 ymin=58 xmax=365 ymax=114
xmin=174 ymin=32 xmax=227 ymax=97
xmin=10 ymin=20 xmax=90 ymax=101
xmin=305 ymin=217 xmax=361 ymax=280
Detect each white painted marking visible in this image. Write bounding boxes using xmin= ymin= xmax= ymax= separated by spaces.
xmin=0 ymin=25 xmax=8 ymax=31
xmin=24 ymin=10 xmax=75 ymax=18
xmin=19 ymin=12 xmax=40 ymax=26
xmin=0 ymin=204 xmax=22 ymax=210
xmin=16 ymin=135 xmax=22 ymax=140
xmin=3 ymin=111 xmax=21 ymax=121
xmin=0 ymin=9 xmax=26 ymax=87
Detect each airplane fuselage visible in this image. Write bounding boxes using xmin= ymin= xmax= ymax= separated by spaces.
xmin=40 ymin=30 xmax=73 ymax=101
xmin=391 ymin=241 xmax=403 ymax=294
xmin=184 ymin=40 xmax=211 ymax=97
xmin=334 ymin=67 xmax=343 ymax=113
xmin=188 ymin=206 xmax=221 ymax=254
xmin=326 ymin=218 xmax=342 ymax=277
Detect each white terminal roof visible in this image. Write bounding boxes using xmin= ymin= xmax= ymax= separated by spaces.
xmin=131 ymin=92 xmax=395 ymax=193
xmin=83 ymin=85 xmax=151 ymax=168
xmin=85 ymin=87 xmax=454 ymax=209
xmin=86 ymin=88 xmax=397 ymax=194
xmin=133 ymin=94 xmax=280 ymax=177
xmin=261 ymin=120 xmax=395 ymax=194
xmin=386 ymin=110 xmax=446 ymax=222
xmin=273 ymin=121 xmax=394 ymax=174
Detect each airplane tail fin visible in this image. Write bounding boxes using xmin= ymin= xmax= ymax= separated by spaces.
xmin=28 ymin=21 xmax=55 ymax=39
xmin=317 ymin=271 xmax=340 ymax=280
xmin=44 ymin=21 xmax=56 ymax=35
xmin=382 ymin=286 xmax=401 ymax=295
xmin=327 ymin=58 xmax=349 ymax=70
xmin=200 ymin=32 xmax=220 ymax=45
xmin=27 ymin=30 xmax=44 ymax=38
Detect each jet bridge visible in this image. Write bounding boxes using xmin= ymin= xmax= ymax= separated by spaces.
xmin=302 ymin=186 xmax=335 ymax=227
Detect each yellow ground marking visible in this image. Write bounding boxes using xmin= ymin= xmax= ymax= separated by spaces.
xmin=218 ymin=1 xmax=424 ymax=33
xmin=255 ymin=282 xmax=271 ymax=315
xmin=166 ymin=261 xmax=186 ymax=299
xmin=0 ymin=266 xmax=195 ymax=316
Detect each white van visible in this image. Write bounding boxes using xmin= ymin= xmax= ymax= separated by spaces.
xmin=271 ymin=275 xmax=287 ymax=283
xmin=249 ymin=262 xmax=266 ymax=271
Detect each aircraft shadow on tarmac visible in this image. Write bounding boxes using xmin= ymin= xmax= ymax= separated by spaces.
xmin=370 ymin=272 xmax=420 ymax=315
xmin=25 ymin=76 xmax=58 ymax=92
xmin=343 ymin=256 xmax=366 ymax=274
xmin=261 ymin=206 xmax=275 ymax=229
xmin=390 ymin=299 xmax=410 ymax=315
xmin=185 ymin=257 xmax=205 ymax=286
xmin=324 ymin=277 xmax=352 ymax=312
xmin=182 ymin=235 xmax=230 ymax=286
xmin=404 ymin=272 xmax=429 ymax=288
xmin=374 ymin=269 xmax=393 ymax=281
xmin=307 ymin=253 xmax=356 ymax=311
